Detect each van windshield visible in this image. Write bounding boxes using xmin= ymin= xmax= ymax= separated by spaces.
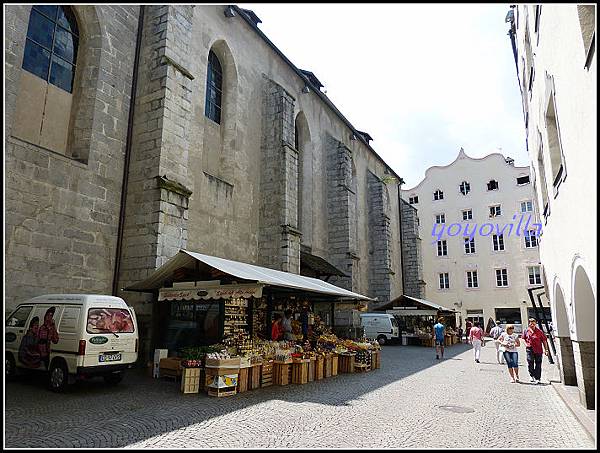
xmin=87 ymin=308 xmax=135 ymax=334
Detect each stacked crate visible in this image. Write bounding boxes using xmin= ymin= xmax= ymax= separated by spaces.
xmin=261 ymin=360 xmax=273 ymax=387
xmin=291 ymin=358 xmax=310 ymax=384
xmin=205 ymin=357 xmax=241 ymax=397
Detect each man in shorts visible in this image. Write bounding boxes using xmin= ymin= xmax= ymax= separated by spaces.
xmin=434 ymin=317 xmax=446 ymax=360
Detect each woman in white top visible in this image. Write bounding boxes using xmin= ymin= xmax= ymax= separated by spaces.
xmin=497 ymin=324 xmax=521 ymax=383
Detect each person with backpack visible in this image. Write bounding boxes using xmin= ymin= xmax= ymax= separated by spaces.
xmin=490 ymin=321 xmax=505 ymax=364
xmin=468 ymin=321 xmax=484 ymax=363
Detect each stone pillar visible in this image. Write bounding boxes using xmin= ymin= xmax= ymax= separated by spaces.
xmin=258 ymin=78 xmax=301 ymax=273
xmin=401 ymin=199 xmax=425 ymax=298
xmin=572 ymin=340 xmax=595 ymax=409
xmin=367 ymin=171 xmax=392 ymax=308
xmin=555 ymin=336 xmax=578 ymax=386
xmin=117 ymin=5 xmax=195 ymax=361
xmin=325 ymin=136 xmax=356 ymax=291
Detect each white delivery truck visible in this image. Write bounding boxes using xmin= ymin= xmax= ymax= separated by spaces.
xmin=5 ymin=294 xmax=138 ymax=392
xmin=360 ymin=313 xmax=400 ymax=345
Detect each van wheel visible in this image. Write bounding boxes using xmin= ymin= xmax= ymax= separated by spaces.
xmin=48 ymin=360 xmax=69 ymax=392
xmin=5 ymin=353 xmax=17 ymax=381
xmin=104 ymin=372 xmax=123 ymax=386
xmin=377 ymin=335 xmax=386 ymax=345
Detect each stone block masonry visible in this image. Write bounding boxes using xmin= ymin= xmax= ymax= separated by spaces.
xmin=4 ymin=5 xmax=139 ymax=310
xmin=401 ymin=198 xmax=425 ymax=298
xmin=258 ymin=78 xmax=301 ymax=274
xmin=367 ymin=171 xmax=392 ymax=308
xmin=326 ymin=135 xmax=356 ymax=291
xmin=117 ymin=5 xmax=195 ymax=360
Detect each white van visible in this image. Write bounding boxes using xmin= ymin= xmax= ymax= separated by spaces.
xmin=360 ymin=313 xmax=400 ymax=345
xmin=5 ymin=294 xmax=138 ymax=392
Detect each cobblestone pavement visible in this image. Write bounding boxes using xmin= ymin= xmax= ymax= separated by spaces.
xmin=4 ymin=342 xmax=596 ymax=449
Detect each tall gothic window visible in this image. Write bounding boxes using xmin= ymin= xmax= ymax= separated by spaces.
xmin=205 ymin=50 xmax=223 ymax=124
xmin=22 ymin=5 xmax=79 ymax=93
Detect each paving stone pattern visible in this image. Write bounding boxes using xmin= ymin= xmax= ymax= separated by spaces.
xmin=4 ymin=343 xmax=595 ymax=448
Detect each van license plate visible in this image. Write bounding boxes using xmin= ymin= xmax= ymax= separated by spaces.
xmin=99 ymin=353 xmax=121 ymax=362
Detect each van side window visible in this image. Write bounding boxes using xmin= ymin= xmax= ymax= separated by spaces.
xmin=6 ymin=306 xmax=33 ymax=327
xmin=59 ymin=307 xmax=81 ymax=333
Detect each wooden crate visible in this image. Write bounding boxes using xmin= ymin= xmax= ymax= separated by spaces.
xmin=180 ymin=367 xmax=202 ymax=393
xmin=205 ymin=357 xmax=242 ymax=368
xmin=237 ymin=366 xmax=250 ymax=393
xmin=308 ymin=358 xmax=315 ymax=382
xmin=315 ymin=356 xmax=324 ymax=380
xmin=339 ymin=354 xmax=355 ymax=373
xmin=331 ymin=354 xmax=339 ymax=376
xmin=371 ymin=350 xmax=381 ymax=370
xmin=324 ymin=353 xmax=333 ymax=378
xmin=354 ymin=362 xmax=370 ymax=373
xmin=159 ymin=357 xmax=183 ymax=379
xmin=261 ymin=360 xmax=273 ymax=387
xmin=291 ymin=359 xmax=309 ymax=384
xmin=207 ymin=386 xmax=237 ymax=398
xmin=274 ymin=361 xmax=292 ymax=386
xmin=248 ymin=363 xmax=261 ymax=390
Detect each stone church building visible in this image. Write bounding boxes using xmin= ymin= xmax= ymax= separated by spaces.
xmin=5 ymin=5 xmax=420 ymax=358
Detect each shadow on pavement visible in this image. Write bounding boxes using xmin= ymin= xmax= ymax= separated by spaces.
xmin=5 ymin=343 xmax=472 ymax=447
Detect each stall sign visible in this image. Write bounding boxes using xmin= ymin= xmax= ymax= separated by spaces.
xmin=159 ymin=285 xmax=263 ymax=301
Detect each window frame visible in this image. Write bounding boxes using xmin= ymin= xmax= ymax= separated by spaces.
xmin=433 ymin=189 xmax=444 ymax=201
xmin=436 ymin=240 xmax=448 ymax=257
xmin=489 ymin=204 xmax=502 ymax=218
xmin=459 ymin=181 xmax=471 ymax=195
xmin=205 ymin=50 xmax=223 ymax=124
xmin=462 ymin=209 xmax=473 ymax=221
xmin=487 ymin=180 xmax=499 ymax=191
xmin=435 ymin=213 xmax=446 ymax=224
xmin=527 ymin=265 xmax=542 ymax=285
xmin=466 ymin=270 xmax=479 ymax=289
xmin=463 ymin=236 xmax=476 ymax=254
xmin=492 ymin=234 xmax=505 ymax=252
xmin=495 ymin=268 xmax=509 ymax=287
xmin=524 ymin=230 xmax=539 ymax=248
xmin=439 ymin=272 xmax=450 ymax=290
xmin=22 ymin=5 xmax=79 ymax=93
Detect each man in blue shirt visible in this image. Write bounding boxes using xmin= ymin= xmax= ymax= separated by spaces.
xmin=434 ymin=317 xmax=446 ymax=360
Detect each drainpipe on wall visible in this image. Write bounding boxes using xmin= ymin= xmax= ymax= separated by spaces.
xmin=112 ymin=5 xmax=145 ymax=296
xmin=397 ymin=179 xmax=406 ymax=294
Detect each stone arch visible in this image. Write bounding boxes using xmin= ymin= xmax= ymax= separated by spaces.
xmin=205 ymin=39 xmax=239 ymax=182
xmin=295 ymin=111 xmax=312 ymax=243
xmin=67 ymin=5 xmax=104 ymax=163
xmin=571 ymin=258 xmax=596 ymax=409
xmin=571 ymin=261 xmax=595 ymax=341
xmin=553 ymin=280 xmax=577 ymax=386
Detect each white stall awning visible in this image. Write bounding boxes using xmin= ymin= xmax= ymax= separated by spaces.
xmin=125 ymin=249 xmax=374 ymax=301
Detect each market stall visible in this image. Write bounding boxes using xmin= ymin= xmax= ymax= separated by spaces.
xmin=125 ymin=249 xmax=383 ymax=397
xmin=374 ymin=295 xmax=458 ymax=346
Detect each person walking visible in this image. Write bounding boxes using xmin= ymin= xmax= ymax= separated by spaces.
xmin=498 ymin=324 xmax=521 ymax=383
xmin=521 ymin=318 xmax=550 ymax=384
xmin=433 ymin=317 xmax=446 ymax=360
xmin=465 ymin=319 xmax=473 ymax=344
xmin=490 ymin=321 xmax=505 ymax=364
xmin=469 ymin=321 xmax=484 ymax=363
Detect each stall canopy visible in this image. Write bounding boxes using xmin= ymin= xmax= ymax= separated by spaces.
xmin=124 ymin=249 xmax=374 ymax=301
xmin=374 ymin=294 xmax=456 ymax=313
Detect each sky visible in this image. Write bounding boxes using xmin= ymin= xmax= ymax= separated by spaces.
xmin=243 ymin=3 xmax=528 ymax=188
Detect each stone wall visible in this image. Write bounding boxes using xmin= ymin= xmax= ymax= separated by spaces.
xmin=257 ymin=78 xmax=301 ymax=273
xmin=4 ymin=5 xmax=139 ymax=310
xmin=367 ymin=171 xmax=392 ymax=308
xmin=401 ymin=198 xmax=425 ymax=298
